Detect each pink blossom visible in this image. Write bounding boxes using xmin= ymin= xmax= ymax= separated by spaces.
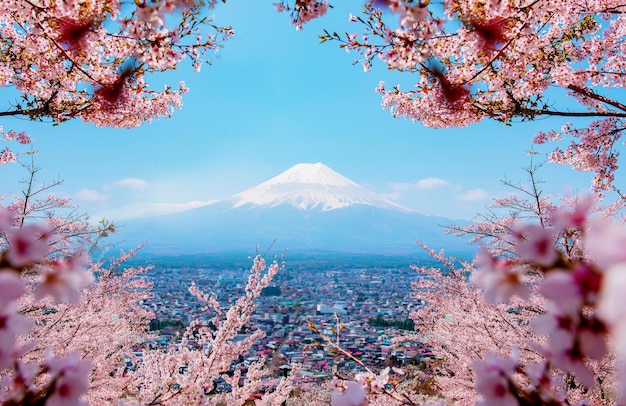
xmin=0 ymin=301 xmax=33 ymax=369
xmin=0 ymin=147 xmax=17 ymax=165
xmin=0 ymin=332 xmax=17 ymax=370
xmin=2 ymin=130 xmax=32 ymax=144
xmin=601 ymin=263 xmax=626 ymax=377
xmin=472 ymin=247 xmax=529 ymax=303
xmin=597 ymin=263 xmax=626 ymax=329
xmin=354 ymin=371 xmax=375 ymax=389
xmin=0 ymin=207 xmax=14 ymax=230
xmin=579 ymin=327 xmax=607 ymax=361
xmin=550 ymin=194 xmax=595 ymax=230
xmin=45 ymin=352 xmax=92 ymax=406
xmin=354 ymin=368 xmax=391 ymax=393
xmin=539 ymin=270 xmax=582 ymax=314
xmin=56 ymin=18 xmax=95 ymax=51
xmin=511 ymin=223 xmax=558 ymax=267
xmin=360 ymin=366 xmax=389 ymax=393
xmin=525 ymin=361 xmax=567 ymax=402
xmin=472 ymin=353 xmax=519 ymax=406
xmin=571 ymin=264 xmax=602 ymax=301
xmin=331 ymin=380 xmax=367 ymax=406
xmin=5 ymin=223 xmax=52 ymax=267
xmin=135 ymin=5 xmax=166 ymax=28
xmin=391 ymin=366 xmax=404 ymax=375
xmin=10 ymin=359 xmax=39 ymax=396
xmin=0 ymin=271 xmax=26 ymax=306
xmin=0 ymin=301 xmax=33 ymax=337
xmin=35 ymin=254 xmax=93 ymax=304
xmin=532 ymin=303 xmax=578 ymax=356
xmin=585 ymin=217 xmax=626 ymax=270
xmin=531 ymin=303 xmax=598 ymax=388
xmin=551 ymin=353 xmax=595 ymax=388
xmin=274 ymin=0 xmax=330 ymax=30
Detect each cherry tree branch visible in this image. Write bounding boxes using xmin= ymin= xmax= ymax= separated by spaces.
xmin=567 ymin=84 xmax=626 ymax=112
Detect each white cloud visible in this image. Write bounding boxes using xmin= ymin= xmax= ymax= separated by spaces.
xmin=416 ymin=178 xmax=450 ymax=190
xmin=76 ymin=188 xmax=108 ymax=201
xmin=455 ymin=188 xmax=489 ymax=202
xmin=114 ymin=178 xmax=148 ymax=189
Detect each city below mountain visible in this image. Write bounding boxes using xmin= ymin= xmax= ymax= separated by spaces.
xmin=118 ymin=163 xmax=474 ymax=258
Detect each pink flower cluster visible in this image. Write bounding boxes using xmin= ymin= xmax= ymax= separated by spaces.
xmin=135 ymin=256 xmax=295 ymax=405
xmin=0 ymin=0 xmax=234 ymax=130
xmin=322 ymin=0 xmax=626 ymax=189
xmin=274 ymin=0 xmax=330 ymax=30
xmin=331 ymin=366 xmax=406 ymax=406
xmin=471 ymin=196 xmax=626 ymax=403
xmin=533 ymin=118 xmax=623 ymax=192
xmin=0 ymin=208 xmax=93 ymax=405
xmin=1 ymin=126 xmax=32 ymax=166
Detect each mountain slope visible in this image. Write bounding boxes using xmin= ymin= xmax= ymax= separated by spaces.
xmin=117 ymin=163 xmax=473 ymax=256
xmin=228 ymin=162 xmax=411 ymax=212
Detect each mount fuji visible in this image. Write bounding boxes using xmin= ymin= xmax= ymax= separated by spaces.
xmin=228 ymin=162 xmax=411 ymax=212
xmin=118 ymin=163 xmax=473 ymax=256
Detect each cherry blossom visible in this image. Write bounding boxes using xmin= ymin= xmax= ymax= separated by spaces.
xmin=472 ymin=353 xmax=519 ymax=406
xmin=315 ymin=1 xmax=626 ymax=191
xmin=550 ymin=194 xmax=596 ymax=230
xmin=0 ymin=301 xmax=32 ymax=339
xmin=0 ymin=271 xmax=26 ymax=305
xmin=4 ymin=223 xmax=52 ymax=267
xmin=510 ymin=223 xmax=558 ymax=268
xmin=45 ymin=352 xmax=92 ymax=406
xmin=331 ymin=380 xmax=367 ymax=406
xmin=274 ymin=0 xmax=330 ymax=30
xmin=34 ymin=254 xmax=93 ymax=304
xmin=0 ymin=0 xmax=235 ymax=166
xmin=598 ymin=264 xmax=626 ymax=330
xmin=0 ymin=301 xmax=33 ymax=370
xmin=412 ymin=175 xmax=619 ymax=405
xmin=135 ymin=256 xmax=294 ymax=405
xmin=538 ymin=270 xmax=583 ymax=314
xmin=584 ymin=217 xmax=626 ymax=270
xmin=471 ymin=247 xmax=529 ymax=304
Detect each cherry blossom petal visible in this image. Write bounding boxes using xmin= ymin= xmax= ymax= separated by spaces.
xmin=5 ymin=223 xmax=52 ymax=267
xmin=331 ymin=381 xmax=367 ymax=406
xmin=597 ymin=263 xmax=626 ymax=327
xmin=539 ymin=270 xmax=582 ymax=314
xmin=34 ymin=254 xmax=93 ymax=304
xmin=46 ymin=352 xmax=92 ymax=406
xmin=0 ymin=271 xmax=26 ymax=306
xmin=472 ymin=247 xmax=529 ymax=303
xmin=511 ymin=223 xmax=558 ymax=267
xmin=585 ymin=218 xmax=626 ymax=271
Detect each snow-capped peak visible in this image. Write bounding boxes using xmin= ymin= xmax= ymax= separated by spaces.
xmin=229 ymin=163 xmax=412 ymax=212
xmin=266 ymin=162 xmax=358 ymax=187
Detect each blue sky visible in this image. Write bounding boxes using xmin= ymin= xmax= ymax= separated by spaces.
xmin=1 ymin=1 xmax=598 ymax=222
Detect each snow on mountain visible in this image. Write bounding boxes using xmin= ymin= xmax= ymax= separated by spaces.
xmin=228 ymin=162 xmax=412 ymax=212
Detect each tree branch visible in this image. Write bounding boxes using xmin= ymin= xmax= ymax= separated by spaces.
xmin=567 ymin=85 xmax=626 ymax=112
xmin=0 ymin=109 xmax=44 ymax=117
xmin=523 ymin=109 xmax=626 ymax=118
